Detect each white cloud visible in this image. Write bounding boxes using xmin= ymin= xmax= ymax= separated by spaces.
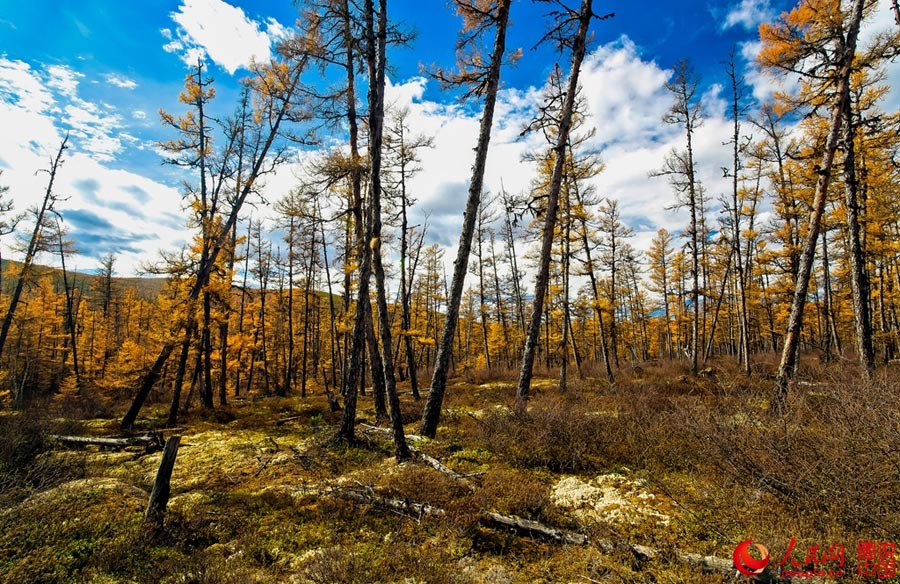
xmin=368 ymin=37 xmax=721 ymax=282
xmin=264 ymin=17 xmax=292 ymax=44
xmin=578 ymin=37 xmax=674 ymax=150
xmin=858 ymin=0 xmax=900 ymax=111
xmin=722 ymin=0 xmax=774 ymax=31
xmin=132 ymin=109 xmax=147 ymax=120
xmin=164 ymin=0 xmax=286 ymax=74
xmin=47 ymin=64 xmax=84 ymax=98
xmin=104 ymin=73 xmax=138 ymax=89
xmin=0 ymin=59 xmax=55 ymax=114
xmin=0 ymin=60 xmax=127 ymax=162
xmin=0 ymin=58 xmax=188 ymax=275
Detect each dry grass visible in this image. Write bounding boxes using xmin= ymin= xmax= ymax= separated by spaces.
xmin=3 ymin=356 xmax=899 ymax=582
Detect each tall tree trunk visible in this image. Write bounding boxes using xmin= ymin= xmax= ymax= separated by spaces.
xmin=319 ymin=202 xmax=342 ymax=392
xmin=368 ymin=0 xmax=409 ymax=460
xmin=516 ymin=0 xmax=594 ymax=412
xmin=0 ymin=135 xmax=68 ymax=365
xmin=726 ymin=52 xmax=751 ymax=376
xmin=218 ymin=220 xmax=238 ymax=406
xmin=477 ymin=214 xmax=492 ymax=370
xmin=841 ymin=92 xmax=875 ymax=378
xmin=399 ymin=160 xmax=420 ymax=399
xmin=420 ymin=0 xmax=512 ymax=438
xmin=168 ymin=321 xmax=195 ymax=426
xmin=285 ymin=216 xmax=297 ymax=396
xmin=234 ymin=225 xmax=251 ymax=397
xmin=501 ymin=189 xmax=527 ymax=337
xmin=489 ymin=231 xmax=511 ymax=367
xmin=560 ymin=212 xmax=571 ymax=392
xmin=772 ymin=0 xmax=865 ymax=412
xmin=56 ymin=220 xmax=80 ymax=386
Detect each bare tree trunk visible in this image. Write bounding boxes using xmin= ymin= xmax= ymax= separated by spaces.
xmin=234 ymin=225 xmax=251 ymax=397
xmin=55 ymin=220 xmax=80 ymax=386
xmin=489 ymin=231 xmax=511 ymax=367
xmin=218 ymin=221 xmax=237 ymax=406
xmin=476 ymin=211 xmax=492 ymax=370
xmin=285 ymin=216 xmax=297 ymax=396
xmin=364 ymin=0 xmax=409 ymax=459
xmin=167 ymin=322 xmax=194 ymax=426
xmin=0 ymin=135 xmax=68 ymax=365
xmin=703 ymin=250 xmax=733 ymax=363
xmin=726 ymin=52 xmax=751 ymax=376
xmin=420 ymin=0 xmax=512 ymax=438
xmin=501 ymin=189 xmax=527 ymax=337
xmin=319 ymin=203 xmax=342 ymax=392
xmin=560 ymin=214 xmax=571 ymax=392
xmin=772 ymin=0 xmax=865 ymax=412
xmin=301 ymin=230 xmax=316 ymax=398
xmin=841 ymin=92 xmax=875 ymax=378
xmin=516 ymin=0 xmax=595 ymax=412
xmin=145 ymin=436 xmax=181 ymax=528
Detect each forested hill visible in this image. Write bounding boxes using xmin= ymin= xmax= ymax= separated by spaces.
xmin=0 ymin=259 xmax=167 ymax=301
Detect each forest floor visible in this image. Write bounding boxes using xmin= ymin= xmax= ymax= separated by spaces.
xmin=1 ymin=356 xmax=899 ymax=583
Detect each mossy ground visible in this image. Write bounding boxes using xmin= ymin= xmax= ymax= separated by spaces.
xmin=1 ymin=359 xmax=897 ymax=583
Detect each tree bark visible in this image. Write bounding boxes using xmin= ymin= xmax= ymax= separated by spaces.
xmin=0 ymin=135 xmax=68 ymax=366
xmin=772 ymin=0 xmax=865 ymax=412
xmin=841 ymin=90 xmax=875 ymax=378
xmin=516 ymin=0 xmax=594 ymax=412
xmin=420 ymin=0 xmax=512 ymax=438
xmin=145 ymin=436 xmax=181 ymax=527
xmin=366 ymin=0 xmax=411 ymax=460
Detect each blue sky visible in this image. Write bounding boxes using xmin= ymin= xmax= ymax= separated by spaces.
xmin=0 ymin=0 xmax=896 ymax=277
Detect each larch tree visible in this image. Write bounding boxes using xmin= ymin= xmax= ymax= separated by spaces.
xmin=597 ymin=197 xmax=632 ymax=369
xmin=420 ymin=0 xmax=514 ymax=438
xmin=52 ymin=217 xmax=80 ymax=387
xmin=653 ymin=60 xmax=704 ymax=376
xmin=515 ymin=0 xmax=611 ymax=412
xmin=122 ymin=46 xmax=311 ymax=429
xmin=0 ymin=135 xmax=69 ymax=373
xmin=648 ymin=228 xmax=675 ymax=360
xmin=383 ymin=107 xmax=433 ymax=399
xmin=294 ymin=0 xmax=410 ymax=414
xmin=763 ymin=0 xmax=867 ymax=411
xmin=158 ymin=60 xmax=219 ymax=410
xmin=724 ymin=48 xmax=752 ymax=376
xmin=366 ymin=0 xmax=411 ymax=459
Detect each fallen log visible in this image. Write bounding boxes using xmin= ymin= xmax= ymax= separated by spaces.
xmin=625 ymin=544 xmax=734 ymax=575
xmin=334 ymin=482 xmax=737 ymax=577
xmin=358 ymin=423 xmax=424 ymax=442
xmin=413 ymin=449 xmax=467 ymax=480
xmin=483 ymin=511 xmax=588 ymax=545
xmin=50 ymin=433 xmax=164 ymax=452
xmin=334 ymin=486 xmax=446 ymax=521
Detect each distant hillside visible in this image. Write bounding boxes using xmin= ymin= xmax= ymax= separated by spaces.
xmin=0 ymin=259 xmax=167 ymax=301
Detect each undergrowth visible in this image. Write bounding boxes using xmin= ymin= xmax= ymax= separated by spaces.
xmin=1 ymin=357 xmax=897 ymax=582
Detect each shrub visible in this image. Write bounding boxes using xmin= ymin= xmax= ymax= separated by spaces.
xmin=699 ymin=374 xmax=900 ymax=536
xmin=477 ymin=395 xmax=625 ymax=472
xmin=0 ymin=411 xmax=85 ymax=504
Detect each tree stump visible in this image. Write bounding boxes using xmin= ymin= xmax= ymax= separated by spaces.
xmin=145 ymin=435 xmax=181 ymax=527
